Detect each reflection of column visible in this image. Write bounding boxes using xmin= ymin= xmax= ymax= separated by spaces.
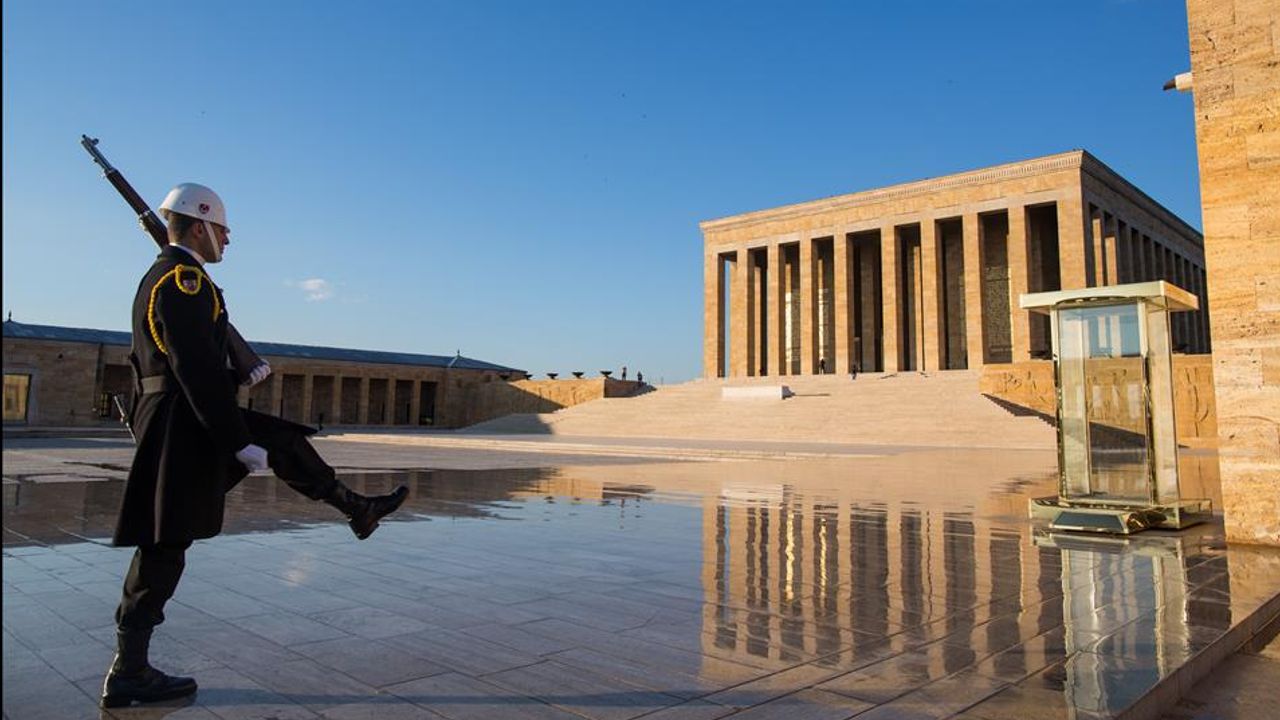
xmin=881 ymin=226 xmax=901 ymax=372
xmin=834 ymin=234 xmax=851 ymax=374
xmin=800 ymin=238 xmax=815 ymax=374
xmin=767 ymin=243 xmax=784 ymax=376
xmin=1008 ymin=206 xmax=1032 ymax=362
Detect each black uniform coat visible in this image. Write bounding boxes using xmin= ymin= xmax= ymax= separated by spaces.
xmin=114 ymin=246 xmax=254 ymax=547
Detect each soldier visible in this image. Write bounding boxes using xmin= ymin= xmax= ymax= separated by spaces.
xmin=101 ymin=183 xmax=409 ymax=708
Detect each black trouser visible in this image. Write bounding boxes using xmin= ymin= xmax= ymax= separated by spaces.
xmin=115 ymin=541 xmax=192 ymax=631
xmin=243 ymin=410 xmax=339 ymax=501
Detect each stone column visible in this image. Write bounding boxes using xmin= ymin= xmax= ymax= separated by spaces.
xmin=881 ymin=225 xmax=901 ymax=372
xmin=236 ymin=385 xmax=250 ymax=408
xmin=357 ymin=377 xmax=370 ymax=424
xmin=767 ymin=243 xmax=784 ymax=376
xmin=704 ymin=252 xmax=723 ymax=378
xmin=383 ymin=378 xmax=395 ymax=424
xmin=1058 ymin=193 xmax=1089 ymax=290
xmin=331 ymin=374 xmax=343 ymax=425
xmin=1101 ymin=215 xmax=1119 ymax=286
xmin=730 ymin=251 xmax=750 ymax=377
xmin=300 ymin=373 xmax=314 ymax=425
xmin=409 ymin=379 xmax=421 ymax=426
xmin=962 ymin=213 xmax=985 ymax=369
xmin=269 ymin=372 xmax=284 ymax=418
xmin=1007 ymin=206 xmax=1032 ymax=362
xmin=919 ymin=219 xmax=943 ymax=371
xmin=800 ymin=237 xmax=815 ymax=374
xmin=1087 ymin=207 xmax=1104 ymax=287
xmin=833 ymin=232 xmax=852 ymax=374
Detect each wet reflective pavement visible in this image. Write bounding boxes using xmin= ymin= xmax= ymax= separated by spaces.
xmin=4 ymin=449 xmax=1279 ymax=720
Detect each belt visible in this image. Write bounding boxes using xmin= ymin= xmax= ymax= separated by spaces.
xmin=140 ymin=375 xmax=176 ymax=394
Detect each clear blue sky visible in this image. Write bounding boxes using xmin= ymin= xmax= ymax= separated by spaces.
xmin=2 ymin=1 xmax=1199 ymax=383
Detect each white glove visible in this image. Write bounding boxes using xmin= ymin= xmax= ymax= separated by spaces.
xmin=242 ymin=362 xmax=272 ymax=388
xmin=235 ymin=444 xmax=269 ymax=473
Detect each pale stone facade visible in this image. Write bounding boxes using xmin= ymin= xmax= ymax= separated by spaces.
xmin=702 ymin=151 xmax=1209 ymax=379
xmin=1185 ymin=0 xmax=1280 ymax=545
xmin=2 ymin=320 xmax=525 ymax=429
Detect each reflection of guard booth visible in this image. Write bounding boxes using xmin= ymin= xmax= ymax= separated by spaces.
xmin=1022 ymin=281 xmax=1212 ymax=534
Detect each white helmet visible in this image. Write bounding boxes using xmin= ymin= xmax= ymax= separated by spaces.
xmin=159 ymin=183 xmax=228 ymax=229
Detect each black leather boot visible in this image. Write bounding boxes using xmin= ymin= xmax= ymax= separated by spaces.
xmin=100 ymin=627 xmax=197 ymax=708
xmin=324 ymin=483 xmax=409 ymax=539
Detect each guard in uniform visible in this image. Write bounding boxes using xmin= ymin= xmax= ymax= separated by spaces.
xmin=102 ymin=183 xmax=409 ymax=708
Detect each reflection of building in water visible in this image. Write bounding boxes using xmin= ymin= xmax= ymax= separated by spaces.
xmin=700 ymin=489 xmax=1231 ymax=702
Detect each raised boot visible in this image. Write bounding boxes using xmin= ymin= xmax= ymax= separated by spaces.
xmin=325 ymin=483 xmax=409 ymax=539
xmin=101 ymin=627 xmax=197 ymax=708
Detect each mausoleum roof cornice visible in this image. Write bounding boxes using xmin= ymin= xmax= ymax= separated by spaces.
xmin=700 ymin=150 xmax=1202 ymax=244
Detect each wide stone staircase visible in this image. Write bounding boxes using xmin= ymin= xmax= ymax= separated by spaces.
xmin=464 ymin=371 xmax=1056 ymax=450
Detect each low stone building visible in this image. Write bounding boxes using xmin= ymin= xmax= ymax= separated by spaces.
xmin=2 ymin=319 xmax=526 ymax=429
xmin=702 ymin=150 xmax=1210 ymax=378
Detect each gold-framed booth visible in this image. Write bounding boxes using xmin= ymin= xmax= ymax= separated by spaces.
xmin=1022 ymin=281 xmax=1212 ymax=534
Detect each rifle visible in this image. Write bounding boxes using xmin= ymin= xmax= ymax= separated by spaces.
xmin=80 ymin=134 xmax=263 ymax=384
xmin=111 ymin=393 xmax=135 ymax=441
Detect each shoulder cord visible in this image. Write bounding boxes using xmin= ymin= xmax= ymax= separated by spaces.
xmin=147 ymin=263 xmax=222 ymax=355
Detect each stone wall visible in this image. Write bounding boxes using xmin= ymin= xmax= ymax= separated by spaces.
xmin=3 ymin=340 xmax=130 ymax=426
xmin=459 ymin=378 xmax=644 ymax=428
xmin=2 ymin=336 xmax=518 ymax=429
xmin=979 ymin=355 xmax=1218 ymax=447
xmin=1186 ymin=0 xmax=1280 ymax=544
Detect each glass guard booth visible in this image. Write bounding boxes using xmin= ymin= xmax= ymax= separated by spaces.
xmin=1021 ymin=281 xmax=1212 ymax=535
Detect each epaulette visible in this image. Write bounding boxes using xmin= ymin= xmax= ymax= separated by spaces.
xmin=147 ymin=263 xmax=222 ymax=354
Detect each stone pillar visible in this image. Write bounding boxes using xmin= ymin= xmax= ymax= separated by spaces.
xmin=730 ymin=251 xmax=750 ymax=377
xmin=1086 ymin=207 xmax=1104 ymax=287
xmin=962 ymin=213 xmax=985 ymax=369
xmin=919 ymin=219 xmax=943 ymax=371
xmin=800 ymin=237 xmax=815 ymax=374
xmin=236 ymin=385 xmax=250 ymax=408
xmin=1101 ymin=214 xmax=1119 ymax=286
xmin=1057 ymin=193 xmax=1089 ymax=289
xmin=269 ymin=372 xmax=284 ymax=417
xmin=1007 ymin=206 xmax=1032 ymax=362
xmin=357 ymin=377 xmax=370 ymax=424
xmin=331 ymin=374 xmax=343 ymax=425
xmin=1187 ymin=0 xmax=1280 ymax=544
xmin=383 ymin=378 xmax=395 ymax=424
xmin=300 ymin=373 xmax=314 ymax=425
xmin=767 ymin=243 xmax=784 ymax=376
xmin=409 ymin=379 xmax=421 ymax=426
xmin=704 ymin=252 xmax=723 ymax=378
xmin=833 ymin=232 xmax=852 ymax=374
xmin=881 ymin=225 xmax=901 ymax=372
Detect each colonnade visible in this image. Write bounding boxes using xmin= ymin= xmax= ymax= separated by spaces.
xmin=706 ymin=200 xmax=1209 ymax=379
xmin=238 ymin=369 xmax=443 ymax=427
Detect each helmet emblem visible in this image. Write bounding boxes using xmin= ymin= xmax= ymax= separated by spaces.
xmin=198 ymin=203 xmax=210 ymax=215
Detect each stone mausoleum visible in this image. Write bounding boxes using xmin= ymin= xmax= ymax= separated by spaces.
xmin=2 ymin=319 xmax=526 ymax=429
xmin=702 ymin=150 xmax=1210 ymax=378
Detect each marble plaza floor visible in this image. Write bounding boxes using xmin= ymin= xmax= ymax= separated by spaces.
xmin=4 ymin=437 xmax=1279 ymax=720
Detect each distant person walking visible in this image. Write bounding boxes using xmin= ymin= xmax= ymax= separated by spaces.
xmin=818 ymin=357 xmax=827 ymax=374
xmin=101 ymin=183 xmax=409 ymax=709
xmin=637 ymin=371 xmax=644 ymax=385
xmin=621 ymin=365 xmax=628 ymax=380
